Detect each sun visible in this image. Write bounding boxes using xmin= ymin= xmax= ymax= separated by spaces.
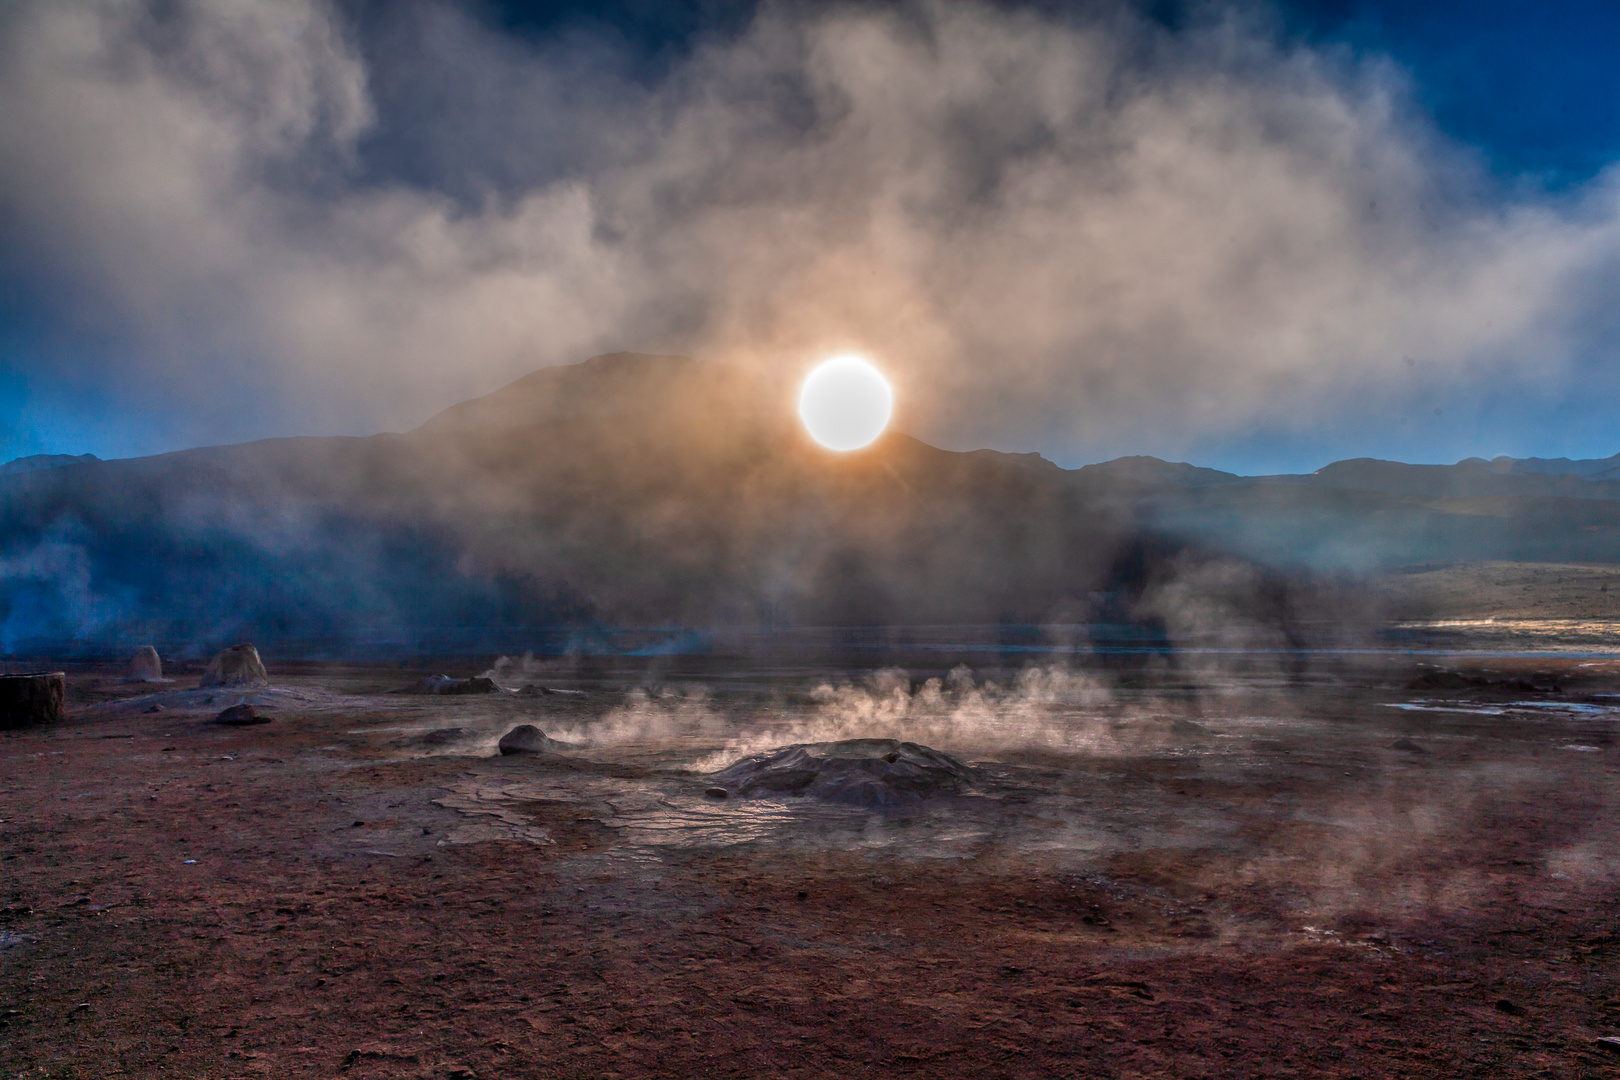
xmin=798 ymin=355 xmax=894 ymax=452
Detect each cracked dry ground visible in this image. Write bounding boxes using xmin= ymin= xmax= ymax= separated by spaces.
xmin=3 ymin=663 xmax=1620 ymax=1078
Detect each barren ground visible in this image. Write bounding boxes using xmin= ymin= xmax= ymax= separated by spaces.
xmin=3 ymin=648 xmax=1620 ymax=1078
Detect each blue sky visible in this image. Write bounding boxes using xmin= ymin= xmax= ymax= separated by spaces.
xmin=2 ymin=0 xmax=1618 ymax=475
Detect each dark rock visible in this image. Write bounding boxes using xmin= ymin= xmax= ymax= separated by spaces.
xmin=1390 ymin=736 xmax=1429 ymax=754
xmin=213 ymin=703 xmax=269 ymax=726
xmin=406 ymin=675 xmax=499 ymax=696
xmin=0 ymin=673 xmax=66 ymax=729
xmin=1404 ymin=670 xmax=1559 ymax=694
xmin=497 ymin=724 xmax=569 ymax=755
xmin=710 ymin=739 xmax=972 ymax=808
xmin=199 ymin=644 xmax=269 ymax=689
xmin=704 ymin=787 xmax=729 ymax=799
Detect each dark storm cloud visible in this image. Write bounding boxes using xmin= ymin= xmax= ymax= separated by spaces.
xmin=2 ymin=0 xmax=1619 ymax=464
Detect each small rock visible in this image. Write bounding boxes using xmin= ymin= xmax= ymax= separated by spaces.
xmin=704 ymin=787 xmax=729 ymax=799
xmin=144 ymin=704 xmax=165 ymax=714
xmin=1391 ymin=737 xmax=1429 ymax=754
xmin=212 ymin=703 xmax=269 ymax=726
xmin=1494 ymin=998 xmax=1524 ymax=1016
xmin=1597 ymin=1036 xmax=1620 ymax=1054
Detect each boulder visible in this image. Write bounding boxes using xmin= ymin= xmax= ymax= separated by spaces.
xmin=708 ymin=739 xmax=972 ymax=808
xmin=497 ymin=724 xmax=570 ymax=755
xmin=0 ymin=672 xmax=66 ymax=729
xmin=213 ymin=703 xmax=270 ymax=726
xmin=199 ymin=644 xmax=269 ymax=689
xmin=128 ymin=646 xmax=163 ymax=682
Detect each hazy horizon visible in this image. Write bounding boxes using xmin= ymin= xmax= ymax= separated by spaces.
xmin=5 ymin=348 xmax=1617 ymax=478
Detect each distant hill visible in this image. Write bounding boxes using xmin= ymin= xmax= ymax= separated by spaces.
xmin=1302 ymin=457 xmax=1620 ymax=500
xmin=1476 ymin=453 xmax=1620 ymax=479
xmin=3 ymin=353 xmax=1619 ymax=655
xmin=0 ymin=355 xmax=1137 ymax=653
xmin=1074 ymin=456 xmax=1240 ymax=488
xmin=0 ymin=453 xmax=98 ymax=476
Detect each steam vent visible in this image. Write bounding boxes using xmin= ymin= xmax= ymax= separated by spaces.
xmin=708 ymin=739 xmax=972 ymax=807
xmin=0 ymin=672 xmax=66 ymax=729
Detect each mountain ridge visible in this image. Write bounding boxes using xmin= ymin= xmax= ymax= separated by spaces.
xmin=3 ymin=352 xmax=1620 ymax=654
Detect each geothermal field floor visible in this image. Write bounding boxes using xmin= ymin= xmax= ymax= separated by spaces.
xmin=3 ymin=648 xmax=1620 ymax=1078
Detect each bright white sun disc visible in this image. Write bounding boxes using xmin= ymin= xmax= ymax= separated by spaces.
xmin=798 ymin=355 xmax=894 ymax=451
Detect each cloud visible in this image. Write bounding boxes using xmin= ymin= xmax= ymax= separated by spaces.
xmin=2 ymin=0 xmax=1618 ymax=463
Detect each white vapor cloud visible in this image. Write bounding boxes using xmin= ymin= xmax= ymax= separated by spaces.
xmin=2 ymin=0 xmax=1618 ymax=463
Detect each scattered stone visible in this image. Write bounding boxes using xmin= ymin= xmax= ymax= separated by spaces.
xmin=199 ymin=644 xmax=269 ymax=689
xmin=128 ymin=646 xmax=164 ymax=682
xmin=213 ymin=703 xmax=269 ymax=726
xmin=0 ymin=672 xmax=66 ymax=729
xmin=497 ymin=724 xmax=570 ymax=755
xmin=405 ymin=674 xmax=499 ymax=696
xmin=1390 ymin=737 xmax=1429 ymax=754
xmin=709 ymin=739 xmax=972 ymax=808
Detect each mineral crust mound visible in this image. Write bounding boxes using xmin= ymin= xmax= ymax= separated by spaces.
xmin=708 ymin=739 xmax=972 ymax=808
xmin=199 ymin=644 xmax=269 ymax=689
xmin=497 ymin=724 xmax=572 ymax=755
xmin=128 ymin=646 xmax=164 ymax=683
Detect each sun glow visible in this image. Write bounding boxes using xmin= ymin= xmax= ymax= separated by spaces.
xmin=798 ymin=355 xmax=894 ymax=451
